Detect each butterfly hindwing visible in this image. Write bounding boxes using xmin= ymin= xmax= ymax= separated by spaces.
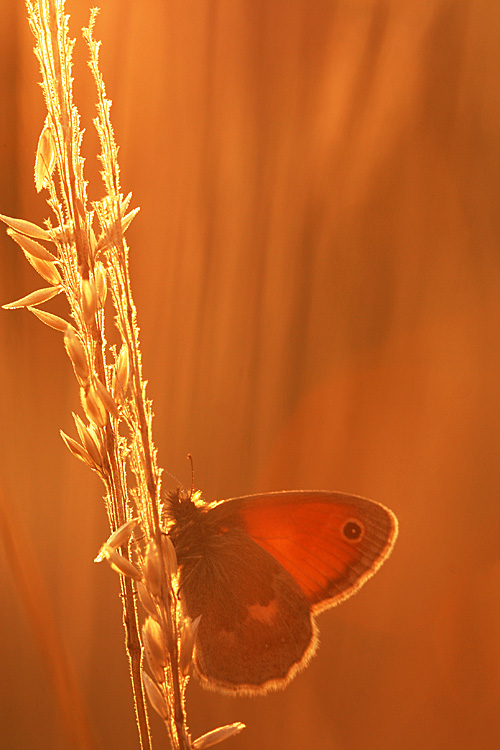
xmin=178 ymin=518 xmax=314 ymax=693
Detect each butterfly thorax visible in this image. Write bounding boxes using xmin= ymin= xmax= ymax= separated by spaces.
xmin=163 ymin=487 xmax=222 ymax=568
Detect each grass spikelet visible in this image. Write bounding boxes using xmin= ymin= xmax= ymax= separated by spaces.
xmin=3 ymin=286 xmax=62 ymax=309
xmin=192 ymin=723 xmax=246 ymax=750
xmin=2 ymin=2 xmax=219 ymax=748
xmin=28 ymin=306 xmax=69 ymax=331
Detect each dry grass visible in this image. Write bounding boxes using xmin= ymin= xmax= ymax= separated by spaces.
xmin=0 ymin=2 xmax=230 ymax=749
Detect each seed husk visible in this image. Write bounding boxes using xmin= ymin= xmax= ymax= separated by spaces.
xmin=3 ymin=286 xmax=62 ymax=309
xmin=28 ymin=307 xmax=68 ymax=331
xmin=192 ymin=723 xmax=246 ymax=750
xmin=142 ymin=672 xmax=168 ymax=720
xmin=0 ymin=213 xmax=51 ymax=240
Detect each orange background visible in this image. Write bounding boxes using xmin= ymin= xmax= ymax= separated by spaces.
xmin=1 ymin=1 xmax=499 ymax=749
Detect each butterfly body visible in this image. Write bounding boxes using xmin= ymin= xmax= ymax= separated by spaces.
xmin=165 ymin=488 xmax=398 ymax=695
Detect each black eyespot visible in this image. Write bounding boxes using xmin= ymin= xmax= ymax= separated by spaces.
xmin=342 ymin=519 xmax=365 ymax=542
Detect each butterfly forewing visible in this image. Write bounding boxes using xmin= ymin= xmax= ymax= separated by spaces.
xmin=211 ymin=491 xmax=398 ymax=610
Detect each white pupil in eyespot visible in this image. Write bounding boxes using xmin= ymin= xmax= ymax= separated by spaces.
xmin=342 ymin=520 xmax=363 ymax=541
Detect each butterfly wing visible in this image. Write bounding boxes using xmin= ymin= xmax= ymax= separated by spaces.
xmin=177 ymin=489 xmax=398 ymax=694
xmin=176 ymin=507 xmax=315 ymax=694
xmin=209 ymin=490 xmax=398 ymax=613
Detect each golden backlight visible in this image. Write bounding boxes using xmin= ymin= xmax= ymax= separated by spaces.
xmin=0 ymin=1 xmax=498 ymax=749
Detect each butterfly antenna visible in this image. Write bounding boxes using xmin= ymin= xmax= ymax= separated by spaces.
xmin=187 ymin=453 xmax=195 ymax=499
xmin=163 ymin=468 xmax=183 ymax=489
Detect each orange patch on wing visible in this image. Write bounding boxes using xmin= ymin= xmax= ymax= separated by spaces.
xmin=246 ymin=599 xmax=279 ymax=624
xmin=240 ymin=501 xmax=361 ymax=599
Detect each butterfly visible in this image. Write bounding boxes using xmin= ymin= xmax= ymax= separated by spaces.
xmin=165 ymin=488 xmax=398 ymax=695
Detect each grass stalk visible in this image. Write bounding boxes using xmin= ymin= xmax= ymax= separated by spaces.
xmin=2 ymin=1 xmax=200 ymax=747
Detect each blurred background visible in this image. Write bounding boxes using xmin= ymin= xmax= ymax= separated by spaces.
xmin=1 ymin=0 xmax=499 ymax=748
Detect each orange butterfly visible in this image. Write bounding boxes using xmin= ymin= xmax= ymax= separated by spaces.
xmin=166 ymin=489 xmax=398 ymax=694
